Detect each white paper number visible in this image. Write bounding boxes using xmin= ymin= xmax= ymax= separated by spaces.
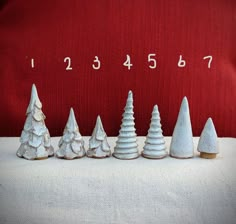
xmin=92 ymin=56 xmax=101 ymax=70
xmin=178 ymin=55 xmax=186 ymax=67
xmin=64 ymin=57 xmax=72 ymax=70
xmin=31 ymin=58 xmax=34 ymax=68
xmin=148 ymin=53 xmax=156 ymax=69
xmin=123 ymin=55 xmax=133 ymax=70
xmin=203 ymin=55 xmax=213 ymax=68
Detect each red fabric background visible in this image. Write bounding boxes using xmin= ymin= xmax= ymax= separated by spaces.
xmin=0 ymin=0 xmax=235 ymax=137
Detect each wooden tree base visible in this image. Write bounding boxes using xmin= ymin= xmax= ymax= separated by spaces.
xmin=200 ymin=152 xmax=217 ymax=159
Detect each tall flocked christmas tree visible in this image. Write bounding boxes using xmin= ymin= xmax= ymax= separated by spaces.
xmin=142 ymin=105 xmax=167 ymax=159
xmin=16 ymin=84 xmax=54 ymax=160
xmin=56 ymin=108 xmax=85 ymax=159
xmin=87 ymin=115 xmax=111 ymax=158
xmin=113 ymin=90 xmax=139 ymax=159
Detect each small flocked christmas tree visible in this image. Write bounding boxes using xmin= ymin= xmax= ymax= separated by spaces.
xmin=16 ymin=84 xmax=54 ymax=160
xmin=142 ymin=105 xmax=167 ymax=159
xmin=87 ymin=115 xmax=111 ymax=158
xmin=113 ymin=90 xmax=139 ymax=159
xmin=56 ymin=108 xmax=85 ymax=159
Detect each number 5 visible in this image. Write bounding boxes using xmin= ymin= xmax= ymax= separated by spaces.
xmin=148 ymin=54 xmax=157 ymax=69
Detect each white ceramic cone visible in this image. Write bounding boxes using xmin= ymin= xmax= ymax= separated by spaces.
xmin=113 ymin=90 xmax=139 ymax=159
xmin=142 ymin=105 xmax=167 ymax=159
xmin=17 ymin=84 xmax=54 ymax=160
xmin=66 ymin=108 xmax=79 ymax=132
xmin=26 ymin=84 xmax=42 ymax=114
xmin=87 ymin=116 xmax=111 ymax=158
xmin=197 ymin=118 xmax=218 ymax=159
xmin=170 ymin=97 xmax=194 ymax=158
xmin=56 ymin=108 xmax=85 ymax=159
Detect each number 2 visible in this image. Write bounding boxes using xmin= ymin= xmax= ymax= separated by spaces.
xmin=123 ymin=55 xmax=133 ymax=70
xmin=64 ymin=57 xmax=72 ymax=70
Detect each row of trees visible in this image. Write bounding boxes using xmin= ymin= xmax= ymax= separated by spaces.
xmin=17 ymin=85 xmax=218 ymax=160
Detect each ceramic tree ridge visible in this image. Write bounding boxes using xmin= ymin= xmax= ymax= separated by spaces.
xmin=142 ymin=105 xmax=167 ymax=159
xmin=113 ymin=90 xmax=139 ymax=160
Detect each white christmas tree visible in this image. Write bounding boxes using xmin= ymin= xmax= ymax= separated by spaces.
xmin=87 ymin=115 xmax=111 ymax=158
xmin=197 ymin=118 xmax=219 ymax=159
xmin=113 ymin=90 xmax=139 ymax=159
xmin=170 ymin=96 xmax=194 ymax=158
xmin=56 ymin=108 xmax=85 ymax=159
xmin=16 ymin=84 xmax=54 ymax=160
xmin=142 ymin=105 xmax=167 ymax=159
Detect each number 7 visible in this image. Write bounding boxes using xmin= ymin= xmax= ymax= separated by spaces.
xmin=203 ymin=56 xmax=213 ymax=69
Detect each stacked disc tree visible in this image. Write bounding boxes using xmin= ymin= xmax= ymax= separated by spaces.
xmin=113 ymin=90 xmax=139 ymax=160
xmin=16 ymin=84 xmax=54 ymax=160
xmin=142 ymin=105 xmax=167 ymax=159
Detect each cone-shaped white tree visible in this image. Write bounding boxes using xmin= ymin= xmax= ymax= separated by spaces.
xmin=197 ymin=118 xmax=219 ymax=159
xmin=56 ymin=108 xmax=85 ymax=159
xmin=142 ymin=105 xmax=167 ymax=159
xmin=87 ymin=115 xmax=111 ymax=158
xmin=113 ymin=91 xmax=139 ymax=159
xmin=16 ymin=84 xmax=54 ymax=160
xmin=170 ymin=96 xmax=194 ymax=158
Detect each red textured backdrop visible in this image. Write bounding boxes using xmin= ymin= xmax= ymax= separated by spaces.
xmin=0 ymin=0 xmax=235 ymax=137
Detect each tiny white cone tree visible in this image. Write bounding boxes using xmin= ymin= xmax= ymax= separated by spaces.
xmin=113 ymin=90 xmax=139 ymax=159
xmin=170 ymin=96 xmax=194 ymax=158
xmin=142 ymin=105 xmax=167 ymax=159
xmin=16 ymin=84 xmax=54 ymax=160
xmin=56 ymin=108 xmax=85 ymax=159
xmin=87 ymin=115 xmax=111 ymax=158
xmin=197 ymin=118 xmax=219 ymax=159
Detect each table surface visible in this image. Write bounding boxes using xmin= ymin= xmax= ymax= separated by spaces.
xmin=0 ymin=137 xmax=236 ymax=224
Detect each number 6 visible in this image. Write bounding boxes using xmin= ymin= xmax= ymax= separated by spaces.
xmin=148 ymin=53 xmax=157 ymax=69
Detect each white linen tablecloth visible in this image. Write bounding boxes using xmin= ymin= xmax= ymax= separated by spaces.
xmin=0 ymin=137 xmax=235 ymax=224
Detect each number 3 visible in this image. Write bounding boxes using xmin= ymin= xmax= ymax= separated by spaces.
xmin=64 ymin=57 xmax=72 ymax=70
xmin=148 ymin=54 xmax=157 ymax=69
xmin=92 ymin=56 xmax=101 ymax=70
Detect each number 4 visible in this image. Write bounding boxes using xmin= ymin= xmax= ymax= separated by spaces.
xmin=123 ymin=55 xmax=133 ymax=70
